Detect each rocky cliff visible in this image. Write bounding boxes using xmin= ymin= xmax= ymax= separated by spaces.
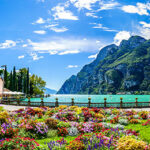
xmin=58 ymin=36 xmax=150 ymax=94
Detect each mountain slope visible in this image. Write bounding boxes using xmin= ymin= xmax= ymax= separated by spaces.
xmin=45 ymin=88 xmax=57 ymax=94
xmin=58 ymin=36 xmax=150 ymax=94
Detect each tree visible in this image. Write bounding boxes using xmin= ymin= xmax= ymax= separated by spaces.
xmin=30 ymin=74 xmax=46 ymax=96
xmin=26 ymin=68 xmax=30 ymax=95
xmin=4 ymin=66 xmax=8 ymax=88
xmin=9 ymin=71 xmax=13 ymax=91
xmin=12 ymin=66 xmax=16 ymax=91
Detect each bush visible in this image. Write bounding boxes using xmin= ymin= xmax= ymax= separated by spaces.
xmin=68 ymin=127 xmax=79 ymax=136
xmin=58 ymin=127 xmax=68 ymax=137
xmin=0 ymin=111 xmax=8 ymax=124
xmin=0 ymin=136 xmax=40 ymax=150
xmin=0 ymin=127 xmax=19 ymax=139
xmin=66 ymin=140 xmax=85 ymax=150
xmin=139 ymin=111 xmax=148 ymax=120
xmin=45 ymin=118 xmax=58 ymax=129
xmin=119 ymin=119 xmax=128 ymax=125
xmin=57 ymin=121 xmax=71 ymax=128
xmin=0 ymin=106 xmax=4 ymax=112
xmin=117 ymin=136 xmax=147 ymax=150
xmin=47 ymin=129 xmax=58 ymax=138
xmin=114 ymin=124 xmax=124 ymax=130
xmin=35 ymin=122 xmax=48 ymax=138
xmin=129 ymin=119 xmax=139 ymax=124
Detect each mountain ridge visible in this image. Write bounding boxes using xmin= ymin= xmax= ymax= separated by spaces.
xmin=58 ymin=35 xmax=150 ymax=94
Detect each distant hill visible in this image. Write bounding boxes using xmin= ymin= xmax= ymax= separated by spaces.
xmin=45 ymin=88 xmax=57 ymax=94
xmin=58 ymin=36 xmax=150 ymax=95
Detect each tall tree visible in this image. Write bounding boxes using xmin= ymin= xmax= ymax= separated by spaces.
xmin=4 ymin=66 xmax=8 ymax=88
xmin=12 ymin=66 xmax=16 ymax=91
xmin=9 ymin=71 xmax=13 ymax=91
xmin=26 ymin=68 xmax=30 ymax=95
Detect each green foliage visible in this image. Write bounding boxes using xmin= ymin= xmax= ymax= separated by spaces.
xmin=125 ymin=123 xmax=150 ymax=143
xmin=1 ymin=66 xmax=46 ymax=96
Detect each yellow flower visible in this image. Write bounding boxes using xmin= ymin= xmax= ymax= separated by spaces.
xmin=117 ymin=136 xmax=147 ymax=150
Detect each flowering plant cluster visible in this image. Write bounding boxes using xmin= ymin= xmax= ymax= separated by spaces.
xmin=0 ymin=105 xmax=150 ymax=150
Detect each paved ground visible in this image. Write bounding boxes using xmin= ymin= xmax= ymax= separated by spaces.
xmin=0 ymin=104 xmax=32 ymax=111
xmin=1 ymin=104 xmax=150 ymax=111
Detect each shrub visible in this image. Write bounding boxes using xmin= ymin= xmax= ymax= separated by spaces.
xmin=57 ymin=121 xmax=71 ymax=128
xmin=133 ymin=114 xmax=139 ymax=119
xmin=142 ymin=120 xmax=150 ymax=126
xmin=130 ymin=119 xmax=139 ymax=124
xmin=0 ymin=127 xmax=19 ymax=139
xmin=139 ymin=111 xmax=148 ymax=120
xmin=58 ymin=127 xmax=68 ymax=137
xmin=0 ymin=106 xmax=4 ymax=112
xmin=117 ymin=136 xmax=147 ymax=150
xmin=119 ymin=119 xmax=128 ymax=125
xmin=0 ymin=111 xmax=8 ymax=124
xmin=93 ymin=123 xmax=103 ymax=132
xmin=35 ymin=122 xmax=48 ymax=138
xmin=47 ymin=129 xmax=58 ymax=138
xmin=45 ymin=118 xmax=58 ymax=129
xmin=110 ymin=116 xmax=119 ymax=124
xmin=94 ymin=113 xmax=104 ymax=119
xmin=66 ymin=140 xmax=85 ymax=150
xmin=68 ymin=127 xmax=79 ymax=136
xmin=114 ymin=124 xmax=124 ymax=130
xmin=0 ymin=136 xmax=40 ymax=150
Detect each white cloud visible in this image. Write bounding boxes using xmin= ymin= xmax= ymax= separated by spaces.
xmin=139 ymin=21 xmax=150 ymax=28
xmin=59 ymin=50 xmax=80 ymax=55
xmin=114 ymin=31 xmax=131 ymax=45
xmin=70 ymin=0 xmax=99 ymax=10
xmin=44 ymin=24 xmax=58 ymax=29
xmin=67 ymin=65 xmax=78 ymax=68
xmin=18 ymin=55 xmax=25 ymax=59
xmin=30 ymin=53 xmax=44 ymax=61
xmin=33 ymin=30 xmax=46 ymax=34
xmin=135 ymin=26 xmax=150 ymax=39
xmin=50 ymin=27 xmax=68 ymax=32
xmin=0 ymin=40 xmax=17 ymax=49
xmin=27 ymin=37 xmax=103 ymax=55
xmin=85 ymin=12 xmax=98 ymax=18
xmin=121 ymin=2 xmax=150 ymax=16
xmin=98 ymin=1 xmax=119 ymax=11
xmin=22 ymin=44 xmax=28 ymax=48
xmin=52 ymin=5 xmax=78 ymax=20
xmin=91 ymin=23 xmax=117 ymax=32
xmin=33 ymin=17 xmax=45 ymax=24
xmin=88 ymin=53 xmax=97 ymax=59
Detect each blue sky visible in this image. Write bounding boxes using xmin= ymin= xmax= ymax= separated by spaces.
xmin=0 ymin=0 xmax=150 ymax=90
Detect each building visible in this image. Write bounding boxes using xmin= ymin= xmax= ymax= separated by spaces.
xmin=0 ymin=77 xmax=25 ymax=99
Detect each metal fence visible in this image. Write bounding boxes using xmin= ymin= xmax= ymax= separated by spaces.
xmin=1 ymin=97 xmax=150 ymax=108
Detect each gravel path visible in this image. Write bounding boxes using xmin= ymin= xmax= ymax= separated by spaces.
xmin=0 ymin=104 xmax=35 ymax=111
xmin=1 ymin=104 xmax=150 ymax=111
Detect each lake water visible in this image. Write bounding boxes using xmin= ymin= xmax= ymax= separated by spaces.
xmin=26 ymin=95 xmax=150 ymax=103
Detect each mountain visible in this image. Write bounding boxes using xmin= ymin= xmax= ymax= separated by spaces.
xmin=57 ymin=36 xmax=150 ymax=95
xmin=45 ymin=88 xmax=57 ymax=94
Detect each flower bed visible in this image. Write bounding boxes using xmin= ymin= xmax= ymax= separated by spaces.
xmin=0 ymin=106 xmax=150 ymax=149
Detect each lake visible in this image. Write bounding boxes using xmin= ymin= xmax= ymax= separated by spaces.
xmin=26 ymin=95 xmax=150 ymax=103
